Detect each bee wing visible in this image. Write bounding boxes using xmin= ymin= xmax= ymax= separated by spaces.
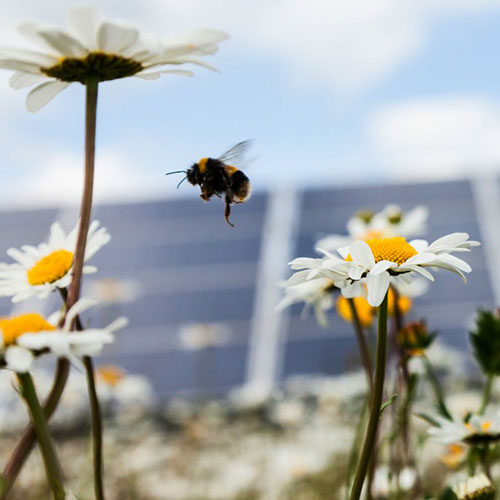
xmin=217 ymin=140 xmax=252 ymax=165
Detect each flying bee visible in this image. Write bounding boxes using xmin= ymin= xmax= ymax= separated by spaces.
xmin=166 ymin=141 xmax=251 ymax=227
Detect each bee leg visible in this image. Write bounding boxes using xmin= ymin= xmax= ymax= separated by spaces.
xmin=224 ymin=196 xmax=234 ymax=227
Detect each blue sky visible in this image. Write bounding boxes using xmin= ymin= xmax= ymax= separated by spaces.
xmin=1 ymin=0 xmax=500 ymax=208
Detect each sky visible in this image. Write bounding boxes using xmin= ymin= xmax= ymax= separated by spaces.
xmin=1 ymin=0 xmax=500 ymax=208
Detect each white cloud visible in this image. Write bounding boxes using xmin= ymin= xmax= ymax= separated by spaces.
xmin=0 ymin=149 xmax=173 ymax=209
xmin=368 ymin=96 xmax=500 ymax=179
xmin=0 ymin=0 xmax=498 ymax=94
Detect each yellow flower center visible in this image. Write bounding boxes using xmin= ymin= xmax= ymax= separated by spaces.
xmin=364 ymin=237 xmax=417 ymax=266
xmin=41 ymin=52 xmax=144 ymax=83
xmin=466 ymin=421 xmax=492 ymax=434
xmin=96 ymin=365 xmax=125 ymax=387
xmin=0 ymin=313 xmax=55 ymax=346
xmin=27 ymin=250 xmax=73 ymax=286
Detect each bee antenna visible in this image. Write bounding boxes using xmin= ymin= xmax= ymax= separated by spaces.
xmin=165 ymin=170 xmax=187 ymax=176
xmin=176 ymin=176 xmax=188 ymax=189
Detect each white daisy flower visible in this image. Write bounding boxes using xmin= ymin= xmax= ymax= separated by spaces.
xmin=453 ymin=473 xmax=495 ymax=500
xmin=0 ymin=5 xmax=228 ymax=112
xmin=277 ymin=256 xmax=350 ymax=327
xmin=0 ymin=220 xmax=110 ymax=302
xmin=429 ymin=413 xmax=500 ymax=445
xmin=316 ymin=204 xmax=428 ymax=252
xmin=317 ymin=232 xmax=479 ymax=307
xmin=0 ymin=298 xmax=125 ymax=372
xmin=16 ymin=298 xmax=127 ymax=370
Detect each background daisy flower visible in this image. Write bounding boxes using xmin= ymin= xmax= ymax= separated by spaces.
xmin=0 ymin=220 xmax=110 ymax=302
xmin=316 ymin=204 xmax=429 ymax=252
xmin=17 ymin=298 xmax=127 ymax=369
xmin=0 ymin=5 xmax=228 ymax=111
xmin=429 ymin=414 xmax=500 ymax=445
xmin=321 ymin=232 xmax=479 ymax=306
xmin=0 ymin=312 xmax=56 ymax=373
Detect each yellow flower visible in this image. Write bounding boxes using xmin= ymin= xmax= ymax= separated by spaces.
xmin=336 ymin=295 xmax=375 ymax=328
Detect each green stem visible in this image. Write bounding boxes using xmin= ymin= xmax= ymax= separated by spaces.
xmin=66 ymin=77 xmax=98 ymax=312
xmin=17 ymin=373 xmax=65 ymax=500
xmin=63 ymin=78 xmax=106 ymax=500
xmin=421 ymin=355 xmax=452 ymax=420
xmin=345 ymin=398 xmax=369 ymax=500
xmin=1 ymin=359 xmax=69 ymax=499
xmin=347 ymin=298 xmax=373 ymax=390
xmin=479 ymin=374 xmax=494 ymax=416
xmin=59 ymin=288 xmax=106 ymax=500
xmin=480 ymin=444 xmax=492 ymax=480
xmin=349 ymin=293 xmax=389 ymax=500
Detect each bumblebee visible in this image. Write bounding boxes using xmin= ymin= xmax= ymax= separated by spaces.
xmin=166 ymin=141 xmax=251 ymax=227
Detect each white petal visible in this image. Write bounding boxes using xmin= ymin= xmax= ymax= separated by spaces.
xmin=366 ymin=272 xmax=390 ymax=307
xmin=36 ymin=28 xmax=87 ymax=57
xmin=369 ymin=260 xmax=396 ymax=275
xmin=399 ymin=264 xmax=435 ymax=281
xmin=341 ymin=281 xmax=365 ymax=299
xmin=349 ymin=240 xmax=375 ymax=269
xmin=97 ymin=22 xmax=139 ymax=53
xmin=436 ymin=254 xmax=472 ymax=273
xmin=135 ymin=69 xmax=194 ymax=80
xmin=153 ymin=55 xmax=219 ymax=72
xmin=348 ymin=265 xmax=364 ymax=280
xmin=67 ymin=5 xmax=102 ymax=50
xmin=429 ymin=262 xmax=467 ymax=283
xmin=408 ymin=239 xmax=429 ymax=252
xmin=49 ymin=222 xmax=66 ymax=247
xmin=429 ymin=233 xmax=469 ymax=251
xmin=5 ymin=346 xmax=34 ymax=373
xmin=26 ymin=80 xmax=71 ymax=113
xmin=0 ymin=47 xmax=56 ymax=66
xmin=405 ymin=252 xmax=436 ymax=265
xmin=105 ymin=317 xmax=129 ymax=332
xmin=0 ymin=59 xmax=43 ymax=73
xmin=64 ymin=297 xmax=97 ymax=330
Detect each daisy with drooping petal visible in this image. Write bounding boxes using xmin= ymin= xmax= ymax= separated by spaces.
xmin=318 ymin=233 xmax=479 ymax=306
xmin=429 ymin=413 xmax=500 ymax=445
xmin=277 ymin=255 xmax=350 ymax=327
xmin=0 ymin=5 xmax=228 ymax=112
xmin=0 ymin=298 xmax=126 ymax=372
xmin=0 ymin=220 xmax=110 ymax=302
xmin=279 ymin=254 xmax=427 ymax=327
xmin=0 ymin=313 xmax=57 ymax=372
xmin=316 ymin=204 xmax=428 ymax=252
xmin=17 ymin=298 xmax=127 ymax=369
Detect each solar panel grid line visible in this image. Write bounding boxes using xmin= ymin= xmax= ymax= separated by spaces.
xmin=245 ymin=188 xmax=301 ymax=394
xmin=471 ymin=175 xmax=500 ymax=307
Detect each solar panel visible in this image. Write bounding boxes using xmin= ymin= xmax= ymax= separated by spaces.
xmin=0 ymin=181 xmax=493 ymax=399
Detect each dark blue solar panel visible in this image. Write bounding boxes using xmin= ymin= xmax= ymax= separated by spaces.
xmin=0 ymin=180 xmax=494 ymax=399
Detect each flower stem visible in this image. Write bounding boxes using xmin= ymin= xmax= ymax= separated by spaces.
xmin=63 ymin=78 xmax=106 ymax=500
xmin=66 ymin=77 xmax=98 ymax=311
xmin=1 ymin=359 xmax=69 ymax=499
xmin=17 ymin=373 xmax=65 ymax=500
xmin=479 ymin=374 xmax=494 ymax=416
xmin=421 ymin=355 xmax=452 ymax=420
xmin=349 ymin=293 xmax=389 ymax=500
xmin=347 ymin=298 xmax=373 ymax=390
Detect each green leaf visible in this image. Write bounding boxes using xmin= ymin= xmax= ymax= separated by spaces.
xmin=380 ymin=393 xmax=398 ymax=415
xmin=438 ymin=486 xmax=458 ymax=500
xmin=470 ymin=310 xmax=500 ymax=375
